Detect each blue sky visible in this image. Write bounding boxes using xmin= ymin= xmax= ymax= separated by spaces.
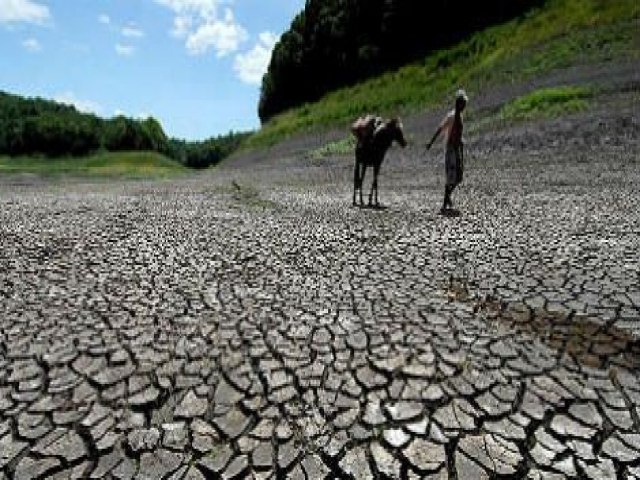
xmin=0 ymin=0 xmax=304 ymax=140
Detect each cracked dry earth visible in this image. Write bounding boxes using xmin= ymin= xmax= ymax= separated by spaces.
xmin=1 ymin=97 xmax=639 ymax=479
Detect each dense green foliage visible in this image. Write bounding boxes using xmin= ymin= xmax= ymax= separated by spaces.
xmin=0 ymin=91 xmax=168 ymax=157
xmin=0 ymin=91 xmax=249 ymax=169
xmin=259 ymin=0 xmax=543 ymax=121
xmin=165 ymin=131 xmax=251 ymax=169
xmin=246 ymin=0 xmax=638 ymax=148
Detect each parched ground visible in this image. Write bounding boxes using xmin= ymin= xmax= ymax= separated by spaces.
xmin=0 ymin=68 xmax=639 ymax=479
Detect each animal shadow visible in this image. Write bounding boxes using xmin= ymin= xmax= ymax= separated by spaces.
xmin=355 ymin=203 xmax=389 ymax=211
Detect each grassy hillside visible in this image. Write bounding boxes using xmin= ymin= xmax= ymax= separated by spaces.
xmin=245 ymin=0 xmax=639 ymax=149
xmin=0 ymin=151 xmax=188 ymax=179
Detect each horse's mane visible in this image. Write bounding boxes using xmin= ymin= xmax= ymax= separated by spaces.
xmin=374 ymin=117 xmax=403 ymax=137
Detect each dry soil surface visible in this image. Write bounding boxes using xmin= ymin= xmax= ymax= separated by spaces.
xmin=0 ymin=65 xmax=639 ymax=479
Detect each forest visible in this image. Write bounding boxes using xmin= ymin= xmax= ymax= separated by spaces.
xmin=0 ymin=91 xmax=248 ymax=169
xmin=259 ymin=0 xmax=544 ymax=121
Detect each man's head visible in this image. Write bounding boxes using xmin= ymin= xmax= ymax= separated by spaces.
xmin=455 ymin=89 xmax=468 ymax=112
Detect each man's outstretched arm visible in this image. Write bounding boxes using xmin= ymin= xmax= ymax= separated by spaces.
xmin=426 ymin=127 xmax=442 ymax=150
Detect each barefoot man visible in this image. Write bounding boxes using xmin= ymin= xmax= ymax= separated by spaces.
xmin=426 ymin=89 xmax=468 ymax=213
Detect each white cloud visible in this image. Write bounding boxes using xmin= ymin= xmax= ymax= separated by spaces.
xmin=155 ymin=1 xmax=247 ymax=56
xmin=98 ymin=14 xmax=110 ymax=25
xmin=115 ymin=43 xmax=135 ymax=56
xmin=171 ymin=15 xmax=192 ymax=38
xmin=156 ymin=0 xmax=217 ymax=19
xmin=22 ymin=37 xmax=41 ymax=53
xmin=122 ymin=24 xmax=144 ymax=38
xmin=54 ymin=92 xmax=102 ymax=114
xmin=233 ymin=31 xmax=278 ymax=85
xmin=0 ymin=0 xmax=50 ymax=24
xmin=185 ymin=9 xmax=247 ymax=56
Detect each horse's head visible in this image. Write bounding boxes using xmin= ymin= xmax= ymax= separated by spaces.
xmin=388 ymin=118 xmax=407 ymax=148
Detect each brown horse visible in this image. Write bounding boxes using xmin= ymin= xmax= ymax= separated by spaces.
xmin=353 ymin=118 xmax=407 ymax=207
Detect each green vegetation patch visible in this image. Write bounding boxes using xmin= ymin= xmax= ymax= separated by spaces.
xmin=0 ymin=151 xmax=188 ymax=179
xmin=500 ymin=85 xmax=593 ymax=120
xmin=244 ymin=0 xmax=638 ymax=149
xmin=307 ymin=137 xmax=355 ymax=160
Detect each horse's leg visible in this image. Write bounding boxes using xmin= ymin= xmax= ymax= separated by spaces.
xmin=372 ymin=163 xmax=381 ymax=207
xmin=353 ymin=158 xmax=360 ymax=206
xmin=368 ymin=164 xmax=376 ymax=207
xmin=360 ymin=164 xmax=367 ymax=206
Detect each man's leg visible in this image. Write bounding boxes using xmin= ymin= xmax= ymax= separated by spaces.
xmin=447 ymin=183 xmax=457 ymax=208
xmin=442 ymin=185 xmax=451 ymax=211
xmin=443 ymin=147 xmax=456 ymax=210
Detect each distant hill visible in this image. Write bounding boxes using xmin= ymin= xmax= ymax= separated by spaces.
xmin=258 ymin=0 xmax=543 ymax=122
xmin=0 ymin=91 xmax=249 ymax=169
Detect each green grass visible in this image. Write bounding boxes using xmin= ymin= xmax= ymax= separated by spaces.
xmin=500 ymin=85 xmax=593 ymax=120
xmin=467 ymin=85 xmax=594 ymax=134
xmin=307 ymin=137 xmax=355 ymax=160
xmin=0 ymin=151 xmax=188 ymax=178
xmin=244 ymin=0 xmax=639 ymax=149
